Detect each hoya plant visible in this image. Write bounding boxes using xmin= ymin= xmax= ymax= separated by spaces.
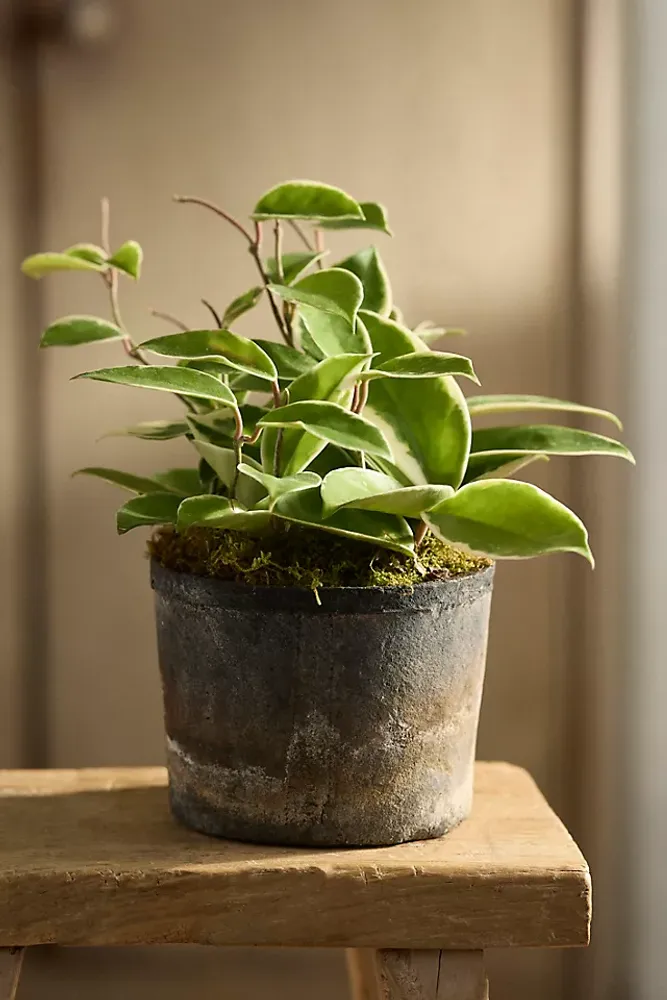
xmin=22 ymin=180 xmax=633 ymax=570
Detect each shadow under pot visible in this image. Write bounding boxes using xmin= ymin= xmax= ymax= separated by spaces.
xmin=151 ymin=559 xmax=495 ymax=847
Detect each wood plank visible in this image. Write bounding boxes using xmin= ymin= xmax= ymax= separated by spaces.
xmin=0 ymin=763 xmax=591 ymax=949
xmin=377 ymin=951 xmax=488 ymax=1000
xmin=0 ymin=949 xmax=24 ymax=1000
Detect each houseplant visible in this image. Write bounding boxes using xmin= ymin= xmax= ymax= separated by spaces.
xmin=22 ymin=180 xmax=633 ymax=846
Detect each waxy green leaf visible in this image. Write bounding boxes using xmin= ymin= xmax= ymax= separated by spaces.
xmin=222 ymin=286 xmax=263 ymax=326
xmin=361 ymin=311 xmax=471 ymax=488
xmin=272 ymin=269 xmax=367 ymax=357
xmin=238 ymin=464 xmax=321 ymax=503
xmin=259 ymin=400 xmax=392 ymax=459
xmin=272 ymin=487 xmax=414 ymax=556
xmin=336 ymin=247 xmax=392 ymax=316
xmin=321 ymin=468 xmax=453 ymax=518
xmin=104 ymin=419 xmax=190 ymax=441
xmin=107 ymin=240 xmax=143 ymax=279
xmin=260 ymin=353 xmax=371 ymax=475
xmin=41 ymin=315 xmax=124 ymax=348
xmin=265 ymin=251 xmax=326 ymax=285
xmin=466 ymin=394 xmax=622 ymax=429
xmin=21 ymin=252 xmax=107 ymax=278
xmin=471 ymin=425 xmax=635 ymax=463
xmin=74 ymin=467 xmax=167 ymax=495
xmin=139 ymin=330 xmax=277 ymax=382
xmin=190 ymin=442 xmax=266 ymax=507
xmin=73 ymin=365 xmax=240 ymax=407
xmin=153 ymin=468 xmax=202 ymax=496
xmin=177 ymin=495 xmax=271 ymax=535
xmin=359 ymin=351 xmax=479 ymax=383
xmin=64 ymin=243 xmax=107 ymax=265
xmin=253 ymin=339 xmax=315 ymax=379
xmin=463 ymin=453 xmax=549 ymax=484
xmin=117 ymin=492 xmax=181 ymax=533
xmin=253 ymin=181 xmax=364 ymax=221
xmin=426 ymin=479 xmax=593 ymax=563
xmin=320 ymin=201 xmax=392 ymax=235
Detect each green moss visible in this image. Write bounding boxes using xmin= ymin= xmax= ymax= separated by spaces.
xmin=149 ymin=525 xmax=491 ymax=591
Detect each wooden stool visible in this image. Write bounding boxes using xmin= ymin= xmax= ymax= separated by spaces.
xmin=0 ymin=762 xmax=590 ymax=999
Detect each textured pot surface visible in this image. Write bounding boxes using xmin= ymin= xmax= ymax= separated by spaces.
xmin=151 ymin=560 xmax=495 ymax=847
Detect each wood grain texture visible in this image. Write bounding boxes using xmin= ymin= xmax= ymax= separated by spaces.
xmin=377 ymin=951 xmax=488 ymax=1000
xmin=0 ymin=949 xmax=24 ymax=1000
xmin=0 ymin=763 xmax=590 ymax=949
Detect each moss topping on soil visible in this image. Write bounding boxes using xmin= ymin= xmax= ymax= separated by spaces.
xmin=149 ymin=525 xmax=491 ymax=591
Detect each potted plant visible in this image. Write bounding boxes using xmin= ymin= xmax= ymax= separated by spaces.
xmin=22 ymin=180 xmax=633 ymax=847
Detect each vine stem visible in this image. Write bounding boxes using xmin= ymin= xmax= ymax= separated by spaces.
xmin=174 ymin=195 xmax=293 ymax=346
xmin=353 ymin=378 xmax=369 ymax=414
xmin=150 ymin=308 xmax=189 ymax=331
xmin=288 ymin=219 xmax=315 ymax=251
xmin=101 ymin=198 xmax=197 ymax=412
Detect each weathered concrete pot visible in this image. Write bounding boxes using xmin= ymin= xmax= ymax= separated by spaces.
xmin=151 ymin=560 xmax=495 ymax=847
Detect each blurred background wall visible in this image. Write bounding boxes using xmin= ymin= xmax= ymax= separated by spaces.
xmin=0 ymin=1 xmax=644 ymax=998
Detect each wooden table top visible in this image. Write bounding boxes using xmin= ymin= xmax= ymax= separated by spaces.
xmin=0 ymin=762 xmax=590 ymax=950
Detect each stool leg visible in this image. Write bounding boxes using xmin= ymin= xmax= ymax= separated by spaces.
xmin=0 ymin=949 xmax=25 ymax=1000
xmin=372 ymin=951 xmax=488 ymax=1000
xmin=347 ymin=949 xmax=382 ymax=1000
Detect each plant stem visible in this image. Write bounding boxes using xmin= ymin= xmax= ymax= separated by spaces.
xmin=271 ymin=380 xmax=282 ymax=408
xmin=101 ymin=197 xmax=196 ymax=413
xmin=248 ymin=234 xmax=293 ymax=346
xmin=353 ymin=378 xmax=369 ymax=414
xmin=288 ymin=219 xmax=315 ymax=251
xmin=314 ymin=227 xmax=324 ymax=268
xmin=414 ymin=521 xmax=429 ymax=547
xmin=201 ymin=298 xmax=223 ymax=328
xmin=173 ymin=195 xmax=255 ymax=245
xmin=150 ymin=308 xmax=189 ymax=331
xmin=230 ymin=407 xmax=244 ymax=500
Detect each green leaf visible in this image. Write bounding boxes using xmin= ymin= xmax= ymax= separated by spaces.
xmin=466 ymin=394 xmax=623 ymax=429
xmin=190 ymin=442 xmax=266 ymax=507
xmin=177 ymin=495 xmax=271 ymax=535
xmin=336 ymin=247 xmax=392 ymax=316
xmin=153 ymin=468 xmax=202 ymax=496
xmin=321 ymin=468 xmax=454 ymax=518
xmin=104 ymin=419 xmax=190 ymax=441
xmin=259 ymin=400 xmax=392 ymax=459
xmin=64 ymin=243 xmax=107 ymax=265
xmin=273 ymin=269 xmax=368 ymax=357
xmin=272 ymin=487 xmax=414 ymax=555
xmin=260 ymin=353 xmax=371 ymax=475
xmin=361 ymin=311 xmax=471 ymax=488
xmin=253 ymin=180 xmax=364 ymax=221
xmin=139 ymin=330 xmax=277 ymax=382
xmin=425 ymin=480 xmax=593 ymax=563
xmin=238 ymin=464 xmax=321 ymax=503
xmin=117 ymin=492 xmax=181 ymax=534
xmin=107 ymin=240 xmax=143 ymax=279
xmin=21 ymin=252 xmax=107 ymax=278
xmin=265 ymin=252 xmax=326 ymax=285
xmin=73 ymin=467 xmax=167 ymax=495
xmin=73 ymin=365 xmax=240 ymax=407
xmin=319 ymin=201 xmax=392 ymax=235
xmin=40 ymin=315 xmax=124 ymax=348
xmin=359 ymin=351 xmax=479 ymax=383
xmin=470 ymin=425 xmax=635 ymax=463
xmin=414 ymin=321 xmax=466 ymax=344
xmin=463 ymin=453 xmax=549 ymax=484
xmin=222 ymin=286 xmax=263 ymax=326
xmin=253 ymin=340 xmax=315 ymax=380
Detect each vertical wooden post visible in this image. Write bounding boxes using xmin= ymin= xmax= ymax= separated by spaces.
xmin=0 ymin=949 xmax=24 ymax=1000
xmin=347 ymin=950 xmax=489 ymax=1000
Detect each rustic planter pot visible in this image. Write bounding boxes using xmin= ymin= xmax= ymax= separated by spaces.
xmin=151 ymin=559 xmax=495 ymax=847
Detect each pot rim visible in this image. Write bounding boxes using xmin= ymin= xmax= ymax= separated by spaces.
xmin=150 ymin=558 xmax=495 ymax=614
